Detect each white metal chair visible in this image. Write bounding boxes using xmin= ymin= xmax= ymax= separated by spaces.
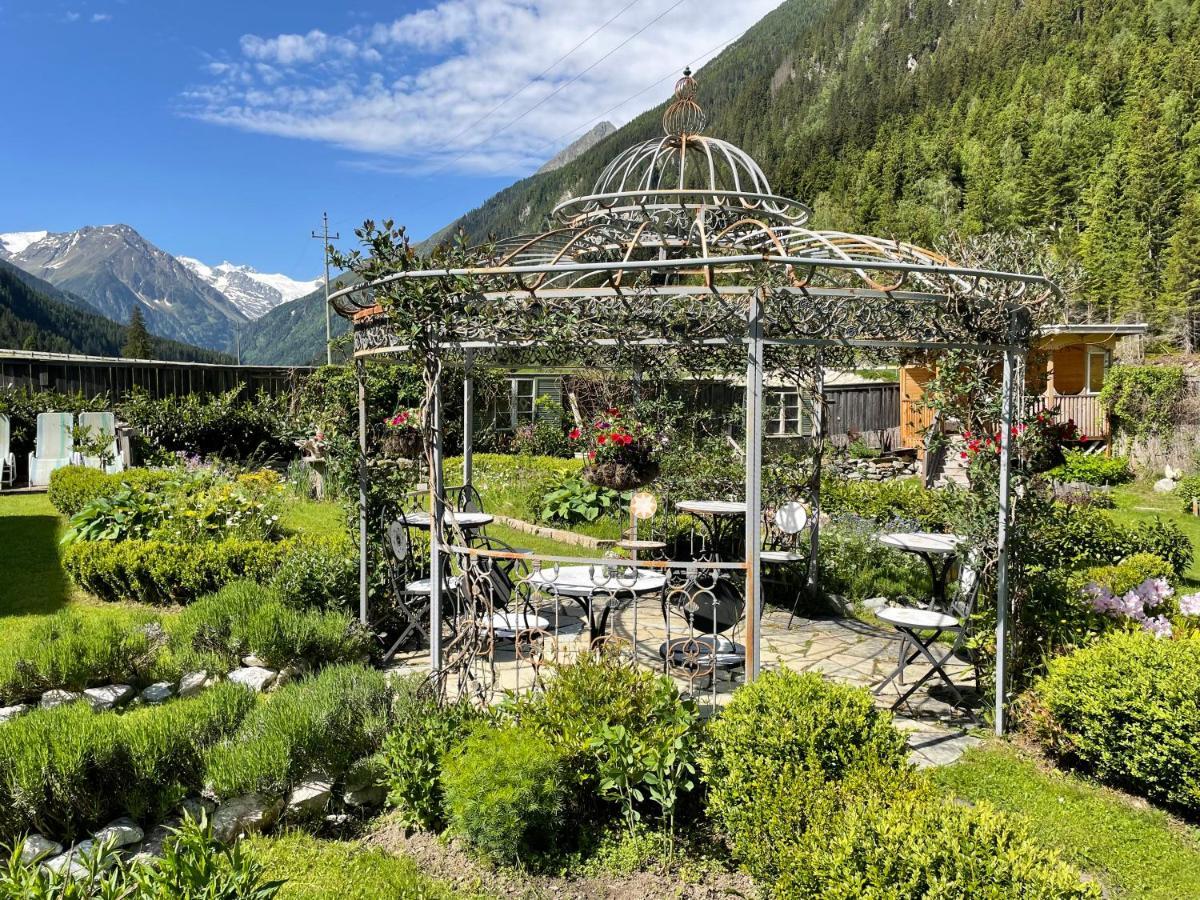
xmin=872 ymin=558 xmax=979 ymax=713
xmin=77 ymin=411 xmax=124 ymax=473
xmin=761 ymin=500 xmax=810 ymax=627
xmin=28 ymin=412 xmax=74 ymax=487
xmin=0 ymin=415 xmax=14 ymax=490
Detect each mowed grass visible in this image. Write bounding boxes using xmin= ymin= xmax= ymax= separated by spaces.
xmin=1109 ymin=481 xmax=1200 ymax=583
xmin=932 ymin=743 xmax=1200 ymax=900
xmin=0 ymin=492 xmax=90 ymax=621
xmin=248 ymin=832 xmax=477 ymax=899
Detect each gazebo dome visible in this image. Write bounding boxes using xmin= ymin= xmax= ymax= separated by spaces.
xmin=553 ymin=70 xmax=811 ymax=227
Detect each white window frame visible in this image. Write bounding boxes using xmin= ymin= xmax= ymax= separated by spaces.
xmin=765 ymin=389 xmax=806 ymax=437
xmin=1083 ymin=348 xmax=1109 ymax=396
xmin=496 ymin=377 xmax=539 ymax=431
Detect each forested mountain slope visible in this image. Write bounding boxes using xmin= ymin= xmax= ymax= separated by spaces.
xmin=430 ymin=0 xmax=1200 ymax=345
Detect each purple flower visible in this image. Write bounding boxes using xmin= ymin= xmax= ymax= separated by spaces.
xmin=1179 ymin=593 xmax=1200 ymax=617
xmin=1142 ymin=615 xmax=1173 ymax=639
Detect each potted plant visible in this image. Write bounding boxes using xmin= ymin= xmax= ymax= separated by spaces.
xmin=572 ymin=407 xmax=663 ymax=490
xmin=381 ymin=408 xmax=424 ymax=459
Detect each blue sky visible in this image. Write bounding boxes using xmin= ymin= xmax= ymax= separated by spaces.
xmin=0 ymin=0 xmax=783 ymax=279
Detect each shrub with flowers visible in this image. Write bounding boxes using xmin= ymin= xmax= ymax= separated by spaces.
xmin=961 ymin=411 xmax=1080 ymax=475
xmin=1080 ymin=552 xmax=1200 ymax=640
xmin=571 ymin=407 xmax=664 ymax=489
xmin=382 ymin=407 xmax=423 ymax=458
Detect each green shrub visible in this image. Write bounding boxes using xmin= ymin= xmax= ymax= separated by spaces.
xmin=204 ymin=664 xmax=391 ymax=800
xmin=820 ymin=477 xmax=947 ymax=529
xmin=382 ymin=677 xmax=481 ymax=830
xmin=63 ymin=485 xmax=168 ymax=545
xmin=767 ymin=769 xmax=1099 ymax=899
xmin=1099 ymin=365 xmax=1186 ymax=441
xmin=121 ymin=387 xmax=295 ymax=463
xmin=1 ymin=814 xmax=283 ymax=899
xmin=0 ymin=609 xmax=163 ymax=704
xmin=1075 ymin=552 xmax=1174 ymax=598
xmin=537 ymin=475 xmax=622 ymax=525
xmin=64 ymin=537 xmax=293 ymax=604
xmin=0 ymin=683 xmax=254 ymax=842
xmin=441 ymin=725 xmax=567 ymax=866
xmin=1034 ymin=504 xmax=1193 ymax=576
xmin=1029 ymin=630 xmax=1200 ymax=813
xmin=268 ymin=536 xmax=358 ymax=609
xmin=1177 ymin=473 xmax=1200 ymax=513
xmin=702 ymin=670 xmax=908 ymax=860
xmin=1049 ymin=450 xmax=1133 ymax=486
xmin=48 ymin=466 xmax=178 ymax=518
xmin=167 ymin=581 xmax=370 ymax=673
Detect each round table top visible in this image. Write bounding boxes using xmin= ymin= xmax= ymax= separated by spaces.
xmin=398 ymin=510 xmax=494 ymax=529
xmin=877 ymin=532 xmax=963 ymax=555
xmin=526 ymin=564 xmax=667 ymax=597
xmin=617 ymin=539 xmax=667 ymax=550
xmin=677 ymin=500 xmax=746 ymax=516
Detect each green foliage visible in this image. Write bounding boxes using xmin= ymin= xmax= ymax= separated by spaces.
xmin=817 ymin=519 xmax=928 ymax=605
xmin=510 ymin=398 xmax=572 ymax=458
xmin=121 ymin=307 xmax=151 ymax=360
xmin=0 ymin=683 xmax=254 ymax=842
xmin=63 ymin=486 xmax=167 ymax=545
xmin=267 ymin=535 xmax=358 ymax=610
xmin=64 ymin=537 xmax=294 ymax=605
xmin=441 ymin=725 xmax=567 ymax=866
xmin=1177 ymin=474 xmax=1200 ymax=513
xmin=204 ymin=664 xmax=391 ymax=800
xmin=1100 ymin=366 xmax=1186 ymax=440
xmin=845 ymin=438 xmax=881 ymax=459
xmin=1078 ymin=552 xmax=1174 ymax=598
xmin=381 ymin=678 xmax=481 ymax=831
xmin=120 ymin=388 xmax=296 ymax=463
xmin=1050 ymin=450 xmax=1133 ymax=486
xmin=0 ymin=608 xmax=162 ymax=705
xmin=1029 ymin=630 xmax=1200 ymax=814
xmin=167 ymin=581 xmax=370 ymax=674
xmin=537 ymin=475 xmax=621 ymax=524
xmin=820 ymin=477 xmax=948 ymax=529
xmin=1033 ymin=504 xmax=1193 ymax=576
xmin=702 ymin=669 xmax=909 ymax=864
xmin=48 ymin=467 xmax=175 ymax=518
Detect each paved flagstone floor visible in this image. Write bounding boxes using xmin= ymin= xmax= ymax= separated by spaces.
xmin=387 ymin=591 xmax=982 ymax=767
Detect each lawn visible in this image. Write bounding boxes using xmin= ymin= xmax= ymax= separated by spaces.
xmin=932 ymin=742 xmax=1200 ymax=899
xmin=1109 ymin=480 xmax=1200 ymax=583
xmin=0 ymin=492 xmax=94 ymax=622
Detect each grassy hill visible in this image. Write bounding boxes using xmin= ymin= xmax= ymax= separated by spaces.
xmin=237 ymin=278 xmax=352 ymax=366
xmin=0 ymin=261 xmax=233 ymax=362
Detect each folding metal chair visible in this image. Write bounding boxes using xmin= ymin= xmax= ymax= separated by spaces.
xmin=872 ymin=557 xmax=979 ymax=713
xmin=381 ymin=519 xmax=457 ymax=661
xmin=760 ymin=500 xmax=810 ymax=627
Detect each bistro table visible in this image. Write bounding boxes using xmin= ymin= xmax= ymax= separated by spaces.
xmin=676 ymin=500 xmax=746 ymax=560
xmin=526 ymin=564 xmax=667 ymax=642
xmin=876 ymin=531 xmax=964 ymax=608
xmin=397 ymin=510 xmax=494 ymax=532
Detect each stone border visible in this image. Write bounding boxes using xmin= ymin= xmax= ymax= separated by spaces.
xmin=492 ymin=514 xmax=608 ymax=548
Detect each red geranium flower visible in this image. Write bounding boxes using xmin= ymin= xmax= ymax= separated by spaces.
xmin=568 ymin=427 xmax=581 ymax=440
xmin=597 ymin=434 xmax=608 ymax=445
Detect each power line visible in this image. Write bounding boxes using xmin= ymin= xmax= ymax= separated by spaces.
xmin=427 ymin=0 xmax=645 ymax=157
xmin=427 ymin=0 xmax=691 ymax=176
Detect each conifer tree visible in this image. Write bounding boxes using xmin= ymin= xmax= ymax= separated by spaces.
xmin=122 ymin=306 xmax=151 ymax=359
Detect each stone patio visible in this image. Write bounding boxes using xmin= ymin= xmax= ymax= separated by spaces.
xmin=386 ymin=588 xmax=982 ymax=768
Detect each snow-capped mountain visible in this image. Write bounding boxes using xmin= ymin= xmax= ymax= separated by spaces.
xmin=0 ymin=225 xmax=247 ymax=351
xmin=178 ymin=258 xmax=320 ymax=320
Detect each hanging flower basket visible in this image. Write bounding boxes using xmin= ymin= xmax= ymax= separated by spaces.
xmin=572 ymin=407 xmax=663 ymax=490
xmin=583 ymin=460 xmax=660 ymax=491
xmin=382 ymin=409 xmax=424 ymax=460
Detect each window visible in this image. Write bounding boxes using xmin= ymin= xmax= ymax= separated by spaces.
xmin=765 ymin=389 xmax=807 ymax=436
xmin=1085 ymin=348 xmax=1108 ymax=395
xmin=496 ymin=377 xmax=554 ymax=430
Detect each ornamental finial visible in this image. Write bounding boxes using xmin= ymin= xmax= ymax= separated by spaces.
xmin=663 ymin=68 xmax=705 ymax=138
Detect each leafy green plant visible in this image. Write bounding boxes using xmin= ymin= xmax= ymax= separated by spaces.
xmin=441 ymin=725 xmax=567 ymax=866
xmin=204 ymin=664 xmax=391 ymax=800
xmin=1177 ymin=474 xmax=1200 ymax=513
xmin=1099 ymin=365 xmax=1186 ymax=441
xmin=1027 ymin=630 xmax=1200 ymax=814
xmin=62 ymin=487 xmax=167 ymax=545
xmin=845 ymin=437 xmax=882 ymax=459
xmin=1049 ymin=450 xmax=1133 ymax=485
xmin=0 ymin=835 xmax=127 ymax=899
xmin=538 ymin=475 xmax=621 ymax=524
xmin=381 ymin=679 xmax=481 ymax=831
xmin=268 ymin=536 xmax=357 ymax=610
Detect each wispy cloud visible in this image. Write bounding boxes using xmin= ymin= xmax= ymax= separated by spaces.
xmin=182 ymin=0 xmax=786 ymax=176
xmin=91 ymin=12 xmax=110 ymax=22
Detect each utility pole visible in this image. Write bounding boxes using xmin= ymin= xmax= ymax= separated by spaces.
xmin=311 ymin=212 xmax=340 ymax=366
xmin=234 ymin=323 xmax=241 ymax=365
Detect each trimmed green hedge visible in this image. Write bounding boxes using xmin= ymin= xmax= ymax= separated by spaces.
xmin=1049 ymin=451 xmax=1133 ymax=486
xmin=204 ymin=664 xmax=391 ymax=800
xmin=1029 ymin=630 xmax=1200 ymax=814
xmin=64 ymin=537 xmax=295 ymax=605
xmin=0 ymin=683 xmax=255 ymax=842
xmin=48 ymin=466 xmax=177 ymax=518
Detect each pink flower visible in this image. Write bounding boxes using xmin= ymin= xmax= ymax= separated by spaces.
xmin=1179 ymin=593 xmax=1200 ymax=617
xmin=1142 ymin=615 xmax=1173 ymax=639
xmin=568 ymin=427 xmax=581 ymax=440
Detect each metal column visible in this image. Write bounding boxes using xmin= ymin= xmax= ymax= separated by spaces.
xmin=428 ymin=366 xmax=445 ymax=674
xmin=808 ymin=355 xmax=824 ymax=592
xmin=356 ymin=360 xmax=369 ymax=627
xmin=743 ymin=290 xmax=765 ymax=680
xmin=994 ymin=348 xmax=1019 ymax=735
xmin=462 ymin=349 xmax=474 ymax=489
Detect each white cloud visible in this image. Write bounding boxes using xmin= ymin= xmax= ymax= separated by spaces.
xmin=183 ymin=0 xmax=786 ymax=176
xmin=91 ymin=12 xmax=110 ymax=22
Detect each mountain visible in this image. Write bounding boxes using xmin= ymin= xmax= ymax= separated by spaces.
xmin=535 ymin=121 xmax=617 ymax=175
xmin=0 ymin=225 xmax=247 ymax=351
xmin=178 ymin=257 xmax=320 ymax=320
xmin=237 ymin=278 xmax=352 ymax=365
xmin=0 ymin=259 xmax=232 ymax=362
xmin=423 ymin=0 xmax=1200 ymax=343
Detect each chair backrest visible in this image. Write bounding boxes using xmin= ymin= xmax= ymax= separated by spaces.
xmin=35 ymin=413 xmax=73 ymax=460
xmin=948 ymin=555 xmax=981 ymax=621
xmin=455 ymin=484 xmax=486 ymax=515
xmin=77 ymin=412 xmax=118 ymax=468
xmin=0 ymin=414 xmax=9 ymax=458
xmin=388 ymin=521 xmax=411 ymax=566
xmin=774 ymin=501 xmax=809 ymax=534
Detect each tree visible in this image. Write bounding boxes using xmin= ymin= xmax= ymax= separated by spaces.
xmin=122 ymin=306 xmax=151 ymax=359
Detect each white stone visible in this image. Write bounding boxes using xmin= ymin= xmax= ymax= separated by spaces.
xmin=139 ymin=682 xmax=174 ymax=704
xmin=241 ymin=654 xmax=269 ymax=668
xmin=343 ymin=785 xmax=387 ymax=808
xmin=0 ymin=703 xmax=29 ymax=723
xmin=93 ymin=816 xmax=143 ymax=848
xmin=1166 ymin=464 xmax=1181 ymax=480
xmin=226 ymin=666 xmax=277 ymax=693
xmin=212 ymin=794 xmax=284 ymax=843
xmin=40 ymin=689 xmax=81 ymax=709
xmin=42 ymin=850 xmax=88 ymax=880
xmin=83 ymin=684 xmax=135 ymax=711
xmin=178 ymin=670 xmax=208 ymax=698
xmin=130 ymin=823 xmax=174 ymax=863
xmin=1154 ymin=477 xmax=1179 ymax=494
xmin=19 ymin=835 xmax=61 ymax=863
xmin=180 ymin=797 xmax=216 ymax=822
xmin=287 ymin=779 xmax=332 ymax=815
